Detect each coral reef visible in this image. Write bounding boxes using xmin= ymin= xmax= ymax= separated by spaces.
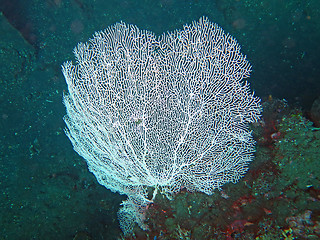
xmin=124 ymin=98 xmax=320 ymax=239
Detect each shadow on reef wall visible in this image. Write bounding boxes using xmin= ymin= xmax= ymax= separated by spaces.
xmin=0 ymin=0 xmax=38 ymax=48
xmin=124 ymin=98 xmax=320 ymax=240
xmin=310 ymin=96 xmax=320 ymax=128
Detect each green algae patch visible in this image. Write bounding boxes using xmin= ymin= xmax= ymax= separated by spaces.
xmin=274 ymin=111 xmax=320 ymax=192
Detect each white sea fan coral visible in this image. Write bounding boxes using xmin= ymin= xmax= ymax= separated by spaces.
xmin=62 ymin=17 xmax=262 ymax=234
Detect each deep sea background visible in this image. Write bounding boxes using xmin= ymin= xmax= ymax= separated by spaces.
xmin=0 ymin=0 xmax=319 ymax=239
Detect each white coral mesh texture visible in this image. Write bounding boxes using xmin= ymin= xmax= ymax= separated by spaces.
xmin=62 ymin=17 xmax=261 ymax=233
